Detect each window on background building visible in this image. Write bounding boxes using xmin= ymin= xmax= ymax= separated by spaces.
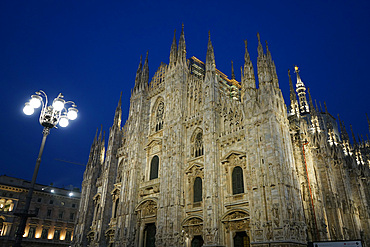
xmin=149 ymin=155 xmax=159 ymax=180
xmin=37 ymin=198 xmax=42 ymax=202
xmin=41 ymin=228 xmax=48 ymax=239
xmin=70 ymin=212 xmax=75 ymax=221
xmin=34 ymin=207 xmax=40 ymax=216
xmin=47 ymin=209 xmax=52 ymax=218
xmin=232 ymin=166 xmax=244 ymax=195
xmin=54 ymin=229 xmax=60 ymax=240
xmin=59 ymin=211 xmax=64 ymax=219
xmin=28 ymin=227 xmax=35 ymax=238
xmin=49 ymin=200 xmax=53 ymax=204
xmin=65 ymin=231 xmax=72 ymax=241
xmin=72 ymin=203 xmax=76 ymax=208
xmin=193 ymin=177 xmax=202 ymax=203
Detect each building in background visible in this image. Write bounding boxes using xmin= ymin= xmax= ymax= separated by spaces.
xmin=73 ymin=27 xmax=370 ymax=247
xmin=0 ymin=175 xmax=80 ymax=247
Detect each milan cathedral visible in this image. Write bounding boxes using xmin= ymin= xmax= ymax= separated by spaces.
xmin=73 ymin=26 xmax=370 ymax=247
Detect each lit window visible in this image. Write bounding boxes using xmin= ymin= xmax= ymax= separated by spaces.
xmin=53 ymin=230 xmax=60 ymax=240
xmin=65 ymin=231 xmax=72 ymax=241
xmin=28 ymin=227 xmax=35 ymax=238
xmin=41 ymin=229 xmax=48 ymax=239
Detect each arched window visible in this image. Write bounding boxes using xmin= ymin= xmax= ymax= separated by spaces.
xmin=150 ymin=155 xmax=159 ymax=180
xmin=232 ymin=166 xmax=244 ymax=195
xmin=155 ymin=102 xmax=164 ymax=131
xmin=191 ymin=130 xmax=204 ymax=158
xmin=193 ymin=177 xmax=202 ymax=203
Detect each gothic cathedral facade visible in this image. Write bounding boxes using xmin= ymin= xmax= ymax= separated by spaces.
xmin=73 ymin=27 xmax=370 ymax=247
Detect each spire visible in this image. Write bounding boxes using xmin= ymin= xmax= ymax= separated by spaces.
xmin=307 ymin=88 xmax=315 ymax=114
xmin=113 ymin=92 xmax=122 ymax=127
xmin=257 ymin=33 xmax=264 ymax=57
xmin=242 ymin=39 xmax=256 ymax=89
xmin=134 ymin=55 xmax=142 ymax=92
xmin=206 ymin=31 xmax=216 ymax=72
xmin=98 ymin=125 xmax=103 ymax=142
xmin=319 ymin=101 xmax=323 ymax=113
xmin=141 ymin=51 xmax=149 ymax=89
xmin=294 ymin=66 xmax=309 ymax=114
xmin=338 ymin=114 xmax=348 ymax=141
xmin=257 ymin=33 xmax=265 ymax=83
xmin=367 ymin=113 xmax=370 ymax=134
xmin=93 ymin=127 xmax=99 ymax=145
xmin=315 ymin=100 xmax=319 ymax=112
xmin=169 ymin=29 xmax=177 ymax=67
xmin=350 ymin=125 xmax=358 ymax=146
xmin=231 ymin=60 xmax=235 ymax=80
xmin=177 ymin=24 xmax=186 ymax=64
xmin=256 ymin=33 xmax=271 ymax=83
xmin=240 ymin=66 xmax=243 ymax=82
xmin=265 ymin=41 xmax=272 ymax=62
xmin=324 ymin=101 xmax=328 ymax=114
xmin=102 ymin=130 xmax=105 ymax=143
xmin=288 ymin=69 xmax=299 ymax=116
xmin=266 ymin=41 xmax=278 ymax=86
xmin=289 ymin=70 xmax=297 ymax=103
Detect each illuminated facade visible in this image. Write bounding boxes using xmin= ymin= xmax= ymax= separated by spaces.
xmin=74 ymin=27 xmax=370 ymax=247
xmin=0 ymin=175 xmax=80 ymax=247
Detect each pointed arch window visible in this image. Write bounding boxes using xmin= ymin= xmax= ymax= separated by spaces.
xmin=192 ymin=131 xmax=204 ymax=158
xmin=232 ymin=166 xmax=244 ymax=195
xmin=155 ymin=102 xmax=164 ymax=131
xmin=193 ymin=177 xmax=202 ymax=203
xmin=150 ymin=155 xmax=159 ymax=180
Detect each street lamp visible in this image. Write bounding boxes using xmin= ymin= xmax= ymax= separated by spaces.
xmin=14 ymin=90 xmax=78 ymax=247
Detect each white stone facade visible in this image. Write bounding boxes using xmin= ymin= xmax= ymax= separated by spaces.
xmin=73 ymin=27 xmax=370 ymax=247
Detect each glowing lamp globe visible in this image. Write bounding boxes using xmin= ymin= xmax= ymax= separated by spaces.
xmin=23 ymin=102 xmax=34 ymax=115
xmin=30 ymin=95 xmax=42 ymax=108
xmin=52 ymin=98 xmax=65 ymax=111
xmin=59 ymin=116 xmax=69 ymax=127
xmin=67 ymin=108 xmax=78 ymax=120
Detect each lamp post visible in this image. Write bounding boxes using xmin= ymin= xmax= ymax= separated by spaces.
xmin=14 ymin=90 xmax=78 ymax=247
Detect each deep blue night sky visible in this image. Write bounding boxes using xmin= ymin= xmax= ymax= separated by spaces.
xmin=1 ymin=0 xmax=369 ymax=189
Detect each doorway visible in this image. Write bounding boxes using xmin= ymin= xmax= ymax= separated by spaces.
xmin=233 ymin=231 xmax=250 ymax=247
xmin=144 ymin=223 xmax=156 ymax=247
xmin=191 ymin=235 xmax=204 ymax=247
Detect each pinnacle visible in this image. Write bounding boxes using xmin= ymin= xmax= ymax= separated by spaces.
xmin=231 ymin=60 xmax=235 ymax=80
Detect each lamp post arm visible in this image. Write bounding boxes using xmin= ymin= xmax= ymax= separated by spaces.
xmin=14 ymin=127 xmax=50 ymax=247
